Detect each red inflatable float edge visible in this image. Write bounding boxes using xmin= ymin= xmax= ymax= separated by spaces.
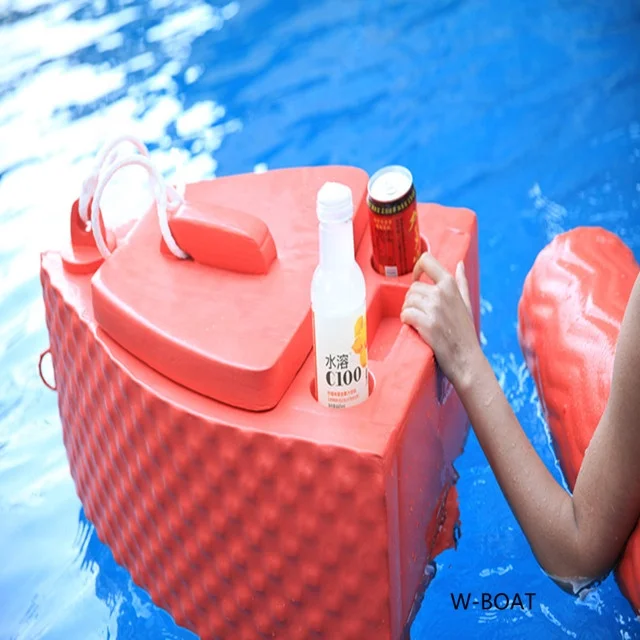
xmin=517 ymin=226 xmax=640 ymax=613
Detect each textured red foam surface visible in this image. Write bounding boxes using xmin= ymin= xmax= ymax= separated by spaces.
xmin=41 ymin=190 xmax=478 ymax=639
xmin=518 ymin=226 xmax=640 ymax=614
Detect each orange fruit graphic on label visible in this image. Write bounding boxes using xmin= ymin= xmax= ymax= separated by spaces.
xmin=352 ymin=315 xmax=368 ymax=368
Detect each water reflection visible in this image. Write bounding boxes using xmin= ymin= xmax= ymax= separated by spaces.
xmin=0 ymin=1 xmax=240 ymax=637
xmin=77 ymin=509 xmax=197 ymax=638
xmin=0 ymin=0 xmax=241 ymax=264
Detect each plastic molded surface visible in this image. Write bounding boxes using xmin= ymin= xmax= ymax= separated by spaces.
xmin=92 ymin=167 xmax=370 ymax=411
xmin=518 ymin=226 xmax=640 ymax=614
xmin=41 ymin=168 xmax=479 ymax=639
xmin=167 ymin=200 xmax=278 ymax=275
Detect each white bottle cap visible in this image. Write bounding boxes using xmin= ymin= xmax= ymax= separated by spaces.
xmin=317 ymin=181 xmax=353 ymax=223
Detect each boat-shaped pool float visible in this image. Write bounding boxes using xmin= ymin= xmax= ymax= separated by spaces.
xmin=40 ymin=139 xmax=479 ymax=639
xmin=518 ymin=226 xmax=640 ymax=613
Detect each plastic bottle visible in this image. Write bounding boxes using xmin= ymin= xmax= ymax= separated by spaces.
xmin=311 ymin=182 xmax=369 ymax=408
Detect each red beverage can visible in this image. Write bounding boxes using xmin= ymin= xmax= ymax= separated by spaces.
xmin=367 ymin=165 xmax=422 ymax=277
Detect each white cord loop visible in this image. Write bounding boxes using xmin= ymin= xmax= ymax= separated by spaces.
xmin=90 ymin=154 xmax=189 ymax=260
xmin=79 ymin=134 xmax=151 ymax=224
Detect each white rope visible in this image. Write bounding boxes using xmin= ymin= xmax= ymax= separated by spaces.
xmin=90 ymin=155 xmax=189 ymax=260
xmin=79 ymin=134 xmax=150 ymax=224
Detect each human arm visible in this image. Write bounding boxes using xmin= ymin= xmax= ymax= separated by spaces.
xmin=401 ymin=254 xmax=640 ymax=583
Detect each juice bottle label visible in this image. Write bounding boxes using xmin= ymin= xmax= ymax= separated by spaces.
xmin=313 ymin=305 xmax=369 ymax=408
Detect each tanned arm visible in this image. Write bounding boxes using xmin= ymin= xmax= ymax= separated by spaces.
xmin=401 ymin=254 xmax=640 ymax=584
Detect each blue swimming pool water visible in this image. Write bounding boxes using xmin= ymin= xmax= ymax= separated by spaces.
xmin=1 ymin=1 xmax=639 ymax=638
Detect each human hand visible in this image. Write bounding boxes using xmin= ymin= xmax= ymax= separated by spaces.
xmin=400 ymin=253 xmax=481 ymax=389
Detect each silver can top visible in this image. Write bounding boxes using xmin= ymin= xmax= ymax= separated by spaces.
xmin=367 ymin=165 xmax=413 ymax=203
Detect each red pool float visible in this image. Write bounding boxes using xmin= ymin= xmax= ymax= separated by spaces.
xmin=518 ymin=226 xmax=640 ymax=613
xmin=40 ymin=146 xmax=479 ymax=638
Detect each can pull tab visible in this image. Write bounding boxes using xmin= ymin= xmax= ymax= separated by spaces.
xmin=162 ymin=201 xmax=277 ymax=275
